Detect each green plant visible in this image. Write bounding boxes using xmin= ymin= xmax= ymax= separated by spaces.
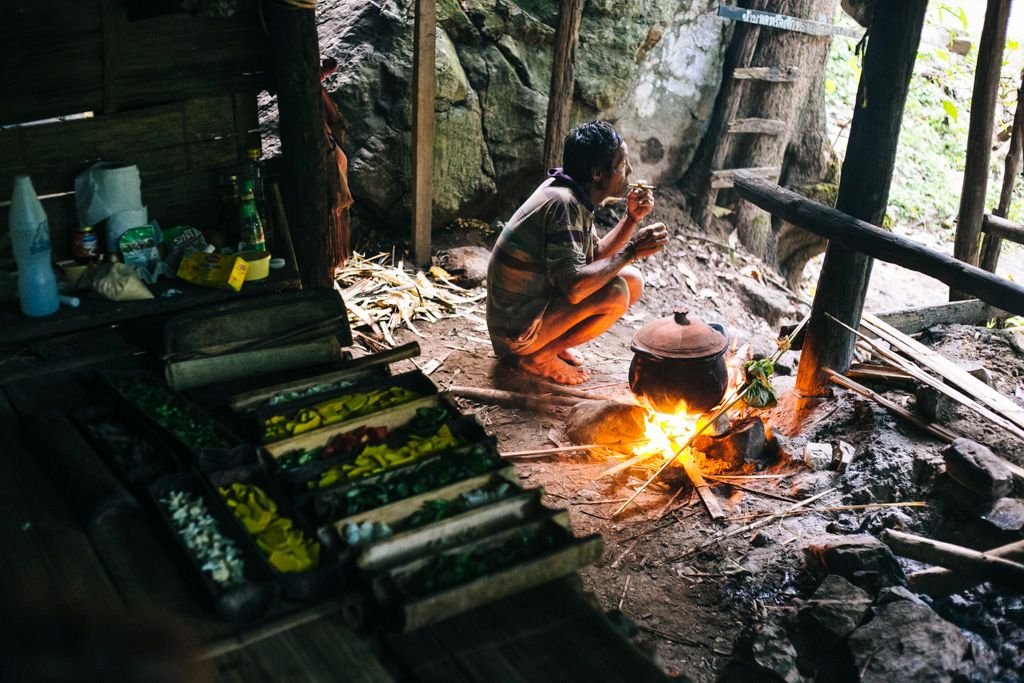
xmin=825 ymin=3 xmax=1023 ymax=230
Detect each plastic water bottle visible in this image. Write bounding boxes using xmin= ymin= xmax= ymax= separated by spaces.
xmin=9 ymin=176 xmax=59 ymax=317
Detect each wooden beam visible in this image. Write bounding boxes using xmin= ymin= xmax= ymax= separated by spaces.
xmin=727 ymin=117 xmax=787 ymax=135
xmin=951 ymin=0 xmax=1013 ymax=297
xmin=875 ymin=298 xmax=1007 ymax=335
xmin=732 ymin=66 xmax=800 ymax=82
xmin=733 ymin=175 xmax=1024 ymax=317
xmin=710 ymin=165 xmax=779 ymax=189
xmin=265 ymin=2 xmax=342 ymax=289
xmin=980 ymin=67 xmax=1024 ymax=272
xmin=717 ymin=5 xmax=862 ymax=39
xmin=791 ymin=0 xmax=927 ymax=396
xmin=542 ymin=0 xmax=584 ymax=173
xmin=982 ymin=213 xmax=1024 ymax=245
xmin=411 ymin=0 xmax=437 ymax=267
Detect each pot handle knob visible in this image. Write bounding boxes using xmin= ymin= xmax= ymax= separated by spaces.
xmin=673 ymin=309 xmax=690 ymax=325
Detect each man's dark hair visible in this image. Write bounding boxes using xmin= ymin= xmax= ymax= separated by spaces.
xmin=562 ymin=120 xmax=623 ymax=187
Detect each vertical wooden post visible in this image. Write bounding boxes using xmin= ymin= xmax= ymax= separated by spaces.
xmin=542 ymin=0 xmax=584 ymax=173
xmin=266 ymin=2 xmax=344 ymax=290
xmin=411 ymin=0 xmax=437 ymax=267
xmin=795 ymin=0 xmax=927 ymax=397
xmin=980 ymin=67 xmax=1024 ymax=273
xmin=951 ymin=0 xmax=1013 ymax=299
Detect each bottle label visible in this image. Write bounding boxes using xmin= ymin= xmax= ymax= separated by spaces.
xmin=30 ymin=220 xmax=51 ymax=255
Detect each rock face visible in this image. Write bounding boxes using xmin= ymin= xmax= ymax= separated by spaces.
xmin=314 ymin=0 xmax=728 ymax=233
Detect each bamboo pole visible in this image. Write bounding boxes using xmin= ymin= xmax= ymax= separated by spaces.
xmin=881 ymin=529 xmax=1024 ymax=587
xmin=908 ymin=539 xmax=1024 ymax=597
xmin=733 ymin=174 xmax=1024 ymax=317
xmin=450 ymin=385 xmax=580 ymax=410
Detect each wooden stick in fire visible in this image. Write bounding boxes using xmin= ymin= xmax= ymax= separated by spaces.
xmin=611 ymin=312 xmax=811 ymax=520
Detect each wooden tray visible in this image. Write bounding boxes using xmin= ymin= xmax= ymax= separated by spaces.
xmin=355 ymin=487 xmax=541 ymax=573
xmin=72 ymin=403 xmax=181 ymax=487
xmin=371 ymin=514 xmax=603 ymax=632
xmin=307 ymin=438 xmax=504 ymax=525
xmin=100 ymin=368 xmax=256 ymax=473
xmin=226 ymin=341 xmax=423 ymax=414
xmin=206 ymin=464 xmax=346 ymax=604
xmin=263 ymin=392 xmax=455 ymax=460
xmin=252 ymin=369 xmax=439 ymax=446
xmin=147 ymin=471 xmax=276 ymax=622
xmin=333 ymin=466 xmax=520 ymax=531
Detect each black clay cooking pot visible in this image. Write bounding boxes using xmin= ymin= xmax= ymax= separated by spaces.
xmin=628 ymin=309 xmax=729 ymax=414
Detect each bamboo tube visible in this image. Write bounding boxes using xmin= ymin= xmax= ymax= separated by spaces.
xmin=165 ymin=337 xmax=341 ymax=391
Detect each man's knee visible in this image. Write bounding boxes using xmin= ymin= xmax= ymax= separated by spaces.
xmin=602 ymin=276 xmax=631 ymax=316
xmin=619 ymin=265 xmax=644 ymax=305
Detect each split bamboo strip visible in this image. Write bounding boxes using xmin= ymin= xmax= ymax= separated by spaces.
xmin=703 ymin=474 xmax=797 ymax=503
xmin=825 ymin=369 xmax=959 ymax=442
xmin=861 ymin=313 xmax=1024 ymax=432
xmin=830 ymin=313 xmax=1024 ymax=442
xmin=681 ymin=451 xmax=725 ymax=524
xmin=725 ymin=500 xmax=926 ymax=523
xmin=662 ymin=487 xmax=837 ymax=565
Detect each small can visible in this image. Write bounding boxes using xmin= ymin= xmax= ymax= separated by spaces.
xmin=71 ymin=225 xmax=101 ymax=264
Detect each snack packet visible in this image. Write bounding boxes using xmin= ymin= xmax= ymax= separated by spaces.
xmin=176 ymin=252 xmax=248 ymax=291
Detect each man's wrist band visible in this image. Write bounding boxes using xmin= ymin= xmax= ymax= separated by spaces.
xmin=624 ymin=240 xmax=637 ymax=262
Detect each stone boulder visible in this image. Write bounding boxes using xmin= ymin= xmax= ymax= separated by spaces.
xmin=565 ymin=400 xmax=647 ymax=446
xmin=847 ymin=599 xmax=973 ymax=682
xmin=312 ymin=0 xmax=728 ymax=234
xmin=806 ymin=535 xmax=906 ymax=595
xmin=798 ymin=574 xmax=871 ymax=648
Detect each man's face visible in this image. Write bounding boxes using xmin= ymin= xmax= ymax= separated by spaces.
xmin=594 ymin=142 xmax=632 ymax=198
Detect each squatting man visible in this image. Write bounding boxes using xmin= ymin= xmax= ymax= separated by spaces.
xmin=486 ymin=120 xmax=669 ymax=385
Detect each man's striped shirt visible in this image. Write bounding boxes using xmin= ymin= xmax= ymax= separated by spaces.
xmin=487 ymin=170 xmax=597 ymax=356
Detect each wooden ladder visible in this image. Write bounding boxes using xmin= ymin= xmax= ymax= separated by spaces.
xmin=693 ymin=4 xmax=859 ymax=229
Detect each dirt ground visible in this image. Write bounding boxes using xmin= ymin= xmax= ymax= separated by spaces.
xmin=366 ymin=190 xmax=1024 ymax=681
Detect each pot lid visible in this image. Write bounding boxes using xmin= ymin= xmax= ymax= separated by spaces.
xmin=630 ymin=309 xmax=727 ymax=360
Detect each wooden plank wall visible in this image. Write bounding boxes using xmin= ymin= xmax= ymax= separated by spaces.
xmin=0 ymin=0 xmax=268 ymax=259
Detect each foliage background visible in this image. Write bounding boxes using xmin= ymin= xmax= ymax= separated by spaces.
xmin=824 ymin=3 xmax=1023 ymax=230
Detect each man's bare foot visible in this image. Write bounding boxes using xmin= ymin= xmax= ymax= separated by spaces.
xmin=558 ymin=347 xmax=585 ymax=367
xmin=516 ymin=355 xmax=590 ymax=385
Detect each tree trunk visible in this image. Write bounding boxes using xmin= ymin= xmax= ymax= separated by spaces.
xmin=774 ymin=54 xmax=840 ymax=287
xmin=731 ymin=0 xmax=838 ymax=265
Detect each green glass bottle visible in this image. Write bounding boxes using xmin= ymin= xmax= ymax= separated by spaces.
xmin=238 ymin=180 xmax=266 ymax=252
